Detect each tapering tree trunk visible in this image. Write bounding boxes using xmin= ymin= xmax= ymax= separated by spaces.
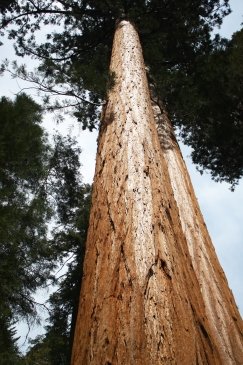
xmin=71 ymin=21 xmax=243 ymax=365
xmin=152 ymin=100 xmax=243 ymax=364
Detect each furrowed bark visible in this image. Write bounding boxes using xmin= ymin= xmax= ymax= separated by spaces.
xmin=71 ymin=20 xmax=243 ymax=365
xmin=152 ymin=99 xmax=243 ymax=364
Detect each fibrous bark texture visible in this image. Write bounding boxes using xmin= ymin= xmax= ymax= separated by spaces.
xmin=71 ymin=21 xmax=243 ymax=365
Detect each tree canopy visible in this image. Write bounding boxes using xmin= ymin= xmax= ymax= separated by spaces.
xmin=165 ymin=28 xmax=243 ymax=187
xmin=1 ymin=0 xmax=242 ymax=186
xmin=23 ymin=185 xmax=91 ymax=365
xmin=0 ymin=93 xmax=90 ymax=363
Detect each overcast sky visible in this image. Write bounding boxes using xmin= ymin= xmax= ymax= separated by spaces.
xmin=0 ymin=0 xmax=242 ymax=351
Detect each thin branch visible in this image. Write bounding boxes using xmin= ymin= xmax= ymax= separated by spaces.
xmin=19 ymin=43 xmax=74 ymax=62
xmin=1 ymin=6 xmax=98 ymax=29
xmin=45 ymin=102 xmax=81 ymax=111
xmin=0 ymin=10 xmax=66 ymax=29
xmin=27 ymin=0 xmax=39 ymax=11
xmin=54 ymin=253 xmax=75 ymax=276
xmin=45 ymin=102 xmax=81 ymax=110
xmin=20 ymin=292 xmax=51 ymax=314
xmin=22 ymin=318 xmax=31 ymax=346
xmin=4 ymin=66 xmax=103 ymax=106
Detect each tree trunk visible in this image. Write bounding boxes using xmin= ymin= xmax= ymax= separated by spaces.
xmin=71 ymin=20 xmax=243 ymax=365
xmin=152 ymin=97 xmax=243 ymax=364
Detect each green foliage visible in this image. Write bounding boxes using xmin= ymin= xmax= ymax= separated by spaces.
xmin=163 ymin=29 xmax=243 ymax=188
xmin=0 ymin=317 xmax=24 ymax=365
xmin=0 ymin=1 xmax=230 ymax=114
xmin=0 ymin=93 xmax=88 ymax=362
xmin=24 ymin=186 xmax=91 ymax=365
xmin=0 ymin=94 xmax=51 ymax=322
xmin=0 ymin=1 xmax=242 ymax=184
xmin=23 ymin=335 xmax=51 ymax=365
xmin=0 ymin=0 xmax=16 ymax=14
xmin=0 ymin=94 xmax=49 ymax=363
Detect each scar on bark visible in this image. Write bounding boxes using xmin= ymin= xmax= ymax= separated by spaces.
xmin=99 ymin=100 xmax=115 ymax=136
xmin=107 ymin=205 xmax=115 ymax=231
xmin=144 ymin=266 xmax=154 ymax=296
xmin=191 ymin=304 xmax=214 ymax=351
xmin=120 ymin=244 xmax=133 ymax=286
xmin=144 ymin=257 xmax=172 ymax=295
xmin=159 ymin=258 xmax=172 ymax=279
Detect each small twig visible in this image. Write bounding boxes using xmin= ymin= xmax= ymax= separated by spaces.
xmin=22 ymin=318 xmax=31 ymax=346
xmin=4 ymin=66 xmax=103 ymax=106
xmin=54 ymin=253 xmax=75 ymax=276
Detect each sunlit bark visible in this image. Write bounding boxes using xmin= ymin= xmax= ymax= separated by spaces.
xmin=71 ymin=21 xmax=243 ymax=365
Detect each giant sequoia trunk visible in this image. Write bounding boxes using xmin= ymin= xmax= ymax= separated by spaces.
xmin=71 ymin=21 xmax=243 ymax=365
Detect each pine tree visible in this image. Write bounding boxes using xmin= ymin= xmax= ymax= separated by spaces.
xmin=0 ymin=316 xmax=24 ymax=365
xmin=0 ymin=94 xmax=88 ymax=361
xmin=23 ymin=185 xmax=91 ymax=365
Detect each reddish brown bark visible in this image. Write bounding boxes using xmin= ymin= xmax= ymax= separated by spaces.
xmin=71 ymin=21 xmax=243 ymax=365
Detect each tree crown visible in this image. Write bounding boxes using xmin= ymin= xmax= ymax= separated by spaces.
xmin=1 ymin=1 xmax=243 ymax=186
